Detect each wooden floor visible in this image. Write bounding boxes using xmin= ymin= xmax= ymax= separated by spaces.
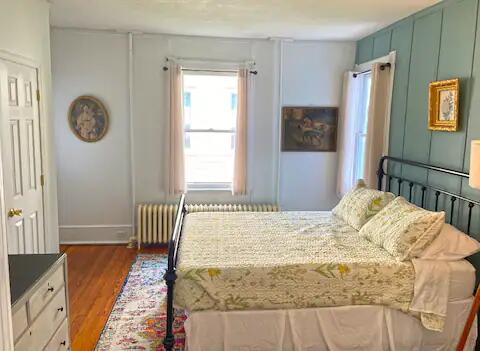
xmin=60 ymin=244 xmax=166 ymax=351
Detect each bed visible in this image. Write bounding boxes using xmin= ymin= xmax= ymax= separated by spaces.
xmin=162 ymin=156 xmax=480 ymax=351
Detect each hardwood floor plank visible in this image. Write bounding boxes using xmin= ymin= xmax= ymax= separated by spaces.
xmin=60 ymin=244 xmax=166 ymax=351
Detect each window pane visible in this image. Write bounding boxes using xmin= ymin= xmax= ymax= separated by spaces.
xmin=354 ymin=135 xmax=366 ymax=181
xmin=183 ymin=73 xmax=238 ymax=131
xmin=184 ymin=132 xmax=234 ymax=185
xmin=358 ymin=72 xmax=371 ymax=134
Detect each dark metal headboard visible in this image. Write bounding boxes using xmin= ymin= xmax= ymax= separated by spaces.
xmin=377 ymin=156 xmax=480 ymax=235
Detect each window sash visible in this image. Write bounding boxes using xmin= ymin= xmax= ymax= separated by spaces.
xmin=182 ymin=72 xmax=238 ymax=190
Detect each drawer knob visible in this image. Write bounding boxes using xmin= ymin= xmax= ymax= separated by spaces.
xmin=47 ymin=287 xmax=55 ymax=292
xmin=60 ymin=341 xmax=66 ymax=346
xmin=57 ymin=307 xmax=64 ymax=312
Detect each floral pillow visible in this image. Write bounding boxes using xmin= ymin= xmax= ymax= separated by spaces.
xmin=332 ymin=181 xmax=395 ymax=231
xmin=359 ymin=197 xmax=445 ymax=261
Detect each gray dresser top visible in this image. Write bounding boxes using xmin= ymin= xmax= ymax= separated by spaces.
xmin=8 ymin=254 xmax=64 ymax=306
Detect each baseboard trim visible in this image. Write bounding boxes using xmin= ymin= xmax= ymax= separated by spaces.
xmin=59 ymin=224 xmax=132 ymax=229
xmin=60 ymin=240 xmax=130 ymax=245
xmin=59 ymin=225 xmax=133 ymax=244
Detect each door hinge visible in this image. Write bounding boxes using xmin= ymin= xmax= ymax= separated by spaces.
xmin=36 ymin=89 xmax=40 ymax=102
xmin=40 ymin=174 xmax=45 ymax=187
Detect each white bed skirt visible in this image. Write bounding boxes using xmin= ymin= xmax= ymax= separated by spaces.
xmin=184 ymin=297 xmax=477 ymax=351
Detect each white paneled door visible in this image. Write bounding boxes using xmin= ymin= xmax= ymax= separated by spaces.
xmin=0 ymin=59 xmax=45 ymax=254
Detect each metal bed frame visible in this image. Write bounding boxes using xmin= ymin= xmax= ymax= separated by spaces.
xmin=162 ymin=156 xmax=480 ymax=350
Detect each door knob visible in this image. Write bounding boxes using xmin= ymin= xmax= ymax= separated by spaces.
xmin=7 ymin=208 xmax=22 ymax=218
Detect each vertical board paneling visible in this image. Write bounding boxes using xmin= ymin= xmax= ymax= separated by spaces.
xmin=401 ymin=11 xmax=443 ymax=199
xmin=388 ymin=19 xmax=414 ymax=176
xmin=429 ymin=0 xmax=477 ymax=170
xmin=372 ymin=31 xmax=392 ymax=58
xmin=357 ymin=0 xmax=480 ymax=282
xmin=356 ymin=37 xmax=374 ymax=64
xmin=427 ymin=0 xmax=478 ymax=224
xmin=403 ymin=11 xmax=442 ymax=165
xmin=461 ymin=0 xmax=480 ymax=236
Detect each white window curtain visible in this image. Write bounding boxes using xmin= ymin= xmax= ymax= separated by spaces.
xmin=232 ymin=68 xmax=248 ymax=195
xmin=362 ymin=63 xmax=391 ymax=189
xmin=336 ymin=72 xmax=361 ymax=197
xmin=167 ymin=62 xmax=186 ymax=195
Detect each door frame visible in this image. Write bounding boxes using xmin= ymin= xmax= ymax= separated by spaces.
xmin=0 ymin=133 xmax=13 ymax=351
xmin=0 ymin=48 xmax=51 ymax=349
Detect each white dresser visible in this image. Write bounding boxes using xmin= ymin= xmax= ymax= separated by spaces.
xmin=9 ymin=254 xmax=70 ymax=351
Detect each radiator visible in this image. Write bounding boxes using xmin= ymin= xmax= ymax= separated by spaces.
xmin=136 ymin=202 xmax=279 ymax=247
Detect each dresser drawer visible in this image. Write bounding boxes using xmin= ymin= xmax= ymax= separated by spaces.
xmin=15 ymin=287 xmax=67 ymax=351
xmin=28 ymin=264 xmax=65 ymax=320
xmin=14 ymin=327 xmax=33 ymax=351
xmin=44 ymin=319 xmax=69 ymax=351
xmin=12 ymin=304 xmax=28 ymax=342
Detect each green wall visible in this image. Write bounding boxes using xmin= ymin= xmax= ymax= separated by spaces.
xmin=356 ymin=0 xmax=480 ymax=238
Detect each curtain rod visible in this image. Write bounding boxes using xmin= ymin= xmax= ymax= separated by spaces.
xmin=162 ymin=66 xmax=258 ymax=75
xmin=182 ymin=68 xmax=237 ymax=73
xmin=166 ymin=56 xmax=255 ymax=66
xmin=353 ymin=62 xmax=391 ymax=78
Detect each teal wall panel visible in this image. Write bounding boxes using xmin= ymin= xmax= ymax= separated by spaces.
xmin=388 ymin=19 xmax=414 ymax=176
xmin=356 ymin=0 xmax=480 ymax=234
xmin=429 ymin=0 xmax=477 ymax=171
xmin=403 ymin=11 xmax=442 ymax=165
xmin=372 ymin=31 xmax=392 ymax=58
xmin=461 ymin=0 xmax=480 ymax=237
xmin=356 ymin=37 xmax=374 ymax=64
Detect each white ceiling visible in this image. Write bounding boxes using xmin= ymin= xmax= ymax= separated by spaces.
xmin=49 ymin=0 xmax=440 ymax=41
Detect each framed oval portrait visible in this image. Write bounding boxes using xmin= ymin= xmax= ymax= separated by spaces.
xmin=68 ymin=96 xmax=109 ymax=142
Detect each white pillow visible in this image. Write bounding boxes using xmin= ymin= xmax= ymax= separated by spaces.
xmin=419 ymin=224 xmax=480 ymax=260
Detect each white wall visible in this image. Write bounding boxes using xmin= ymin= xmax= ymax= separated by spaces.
xmin=0 ymin=0 xmax=57 ymax=346
xmin=51 ymin=29 xmax=132 ymax=243
xmin=280 ymin=41 xmax=356 ymax=210
xmin=0 ymin=0 xmax=59 ymax=253
xmin=51 ymin=29 xmax=356 ymax=243
xmin=133 ymin=35 xmax=278 ymax=205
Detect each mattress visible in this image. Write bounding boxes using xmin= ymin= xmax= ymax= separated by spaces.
xmin=175 ymin=211 xmax=449 ymax=331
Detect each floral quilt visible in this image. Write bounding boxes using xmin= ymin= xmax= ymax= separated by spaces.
xmin=175 ymin=211 xmax=442 ymax=331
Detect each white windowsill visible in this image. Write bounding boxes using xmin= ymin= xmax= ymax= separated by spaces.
xmin=187 ymin=183 xmax=232 ymax=192
xmin=187 ymin=188 xmax=232 ymax=192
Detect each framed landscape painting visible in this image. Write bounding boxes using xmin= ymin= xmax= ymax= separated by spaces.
xmin=282 ymin=106 xmax=338 ymax=151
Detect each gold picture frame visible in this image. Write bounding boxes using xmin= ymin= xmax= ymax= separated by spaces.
xmin=68 ymin=95 xmax=109 ymax=142
xmin=428 ymin=78 xmax=459 ymax=132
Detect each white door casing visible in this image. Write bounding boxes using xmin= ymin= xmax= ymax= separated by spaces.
xmin=0 ymin=59 xmax=45 ymax=254
xmin=0 ymin=125 xmax=13 ymax=351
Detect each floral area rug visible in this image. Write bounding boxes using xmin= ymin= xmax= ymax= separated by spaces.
xmin=96 ymin=254 xmax=186 ymax=351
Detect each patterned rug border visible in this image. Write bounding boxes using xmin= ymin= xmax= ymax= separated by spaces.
xmin=94 ymin=253 xmax=153 ymax=349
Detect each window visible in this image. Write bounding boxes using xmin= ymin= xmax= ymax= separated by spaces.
xmin=353 ymin=72 xmax=372 ymax=182
xmin=183 ymin=72 xmax=238 ymax=190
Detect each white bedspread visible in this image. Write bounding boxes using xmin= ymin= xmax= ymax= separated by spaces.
xmin=185 ymin=298 xmax=477 ymax=351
